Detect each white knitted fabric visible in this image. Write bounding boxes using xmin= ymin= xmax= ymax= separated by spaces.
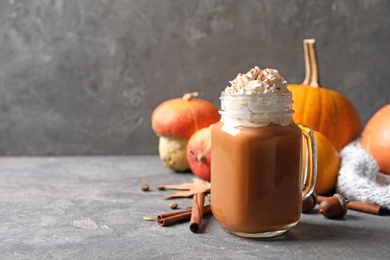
xmin=336 ymin=138 xmax=390 ymax=209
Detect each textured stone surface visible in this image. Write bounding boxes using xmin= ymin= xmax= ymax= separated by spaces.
xmin=0 ymin=156 xmax=389 ymax=259
xmin=0 ymin=0 xmax=389 ymax=155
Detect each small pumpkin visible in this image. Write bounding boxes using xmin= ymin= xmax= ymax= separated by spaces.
xmin=361 ymin=104 xmax=390 ymax=175
xmin=313 ymin=129 xmax=341 ymax=195
xmin=299 ymin=124 xmax=340 ymax=195
xmin=151 ymin=92 xmax=220 ymax=172
xmin=288 ymin=39 xmax=361 ymax=151
xmin=186 ymin=125 xmax=213 ymax=181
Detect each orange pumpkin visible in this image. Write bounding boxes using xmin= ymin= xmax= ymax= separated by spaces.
xmin=151 ymin=92 xmax=220 ymax=172
xmin=312 ymin=129 xmax=341 ymax=195
xmin=288 ymin=39 xmax=361 ymax=151
xmin=361 ymin=104 xmax=390 ymax=175
xmin=299 ymin=124 xmax=340 ymax=195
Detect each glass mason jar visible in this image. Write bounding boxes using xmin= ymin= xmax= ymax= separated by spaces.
xmin=211 ymin=91 xmax=317 ymax=238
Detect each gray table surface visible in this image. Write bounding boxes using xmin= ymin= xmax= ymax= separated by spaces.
xmin=1 ymin=156 xmax=389 ymax=260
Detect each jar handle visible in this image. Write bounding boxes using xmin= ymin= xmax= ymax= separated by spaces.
xmin=299 ymin=124 xmax=318 ymax=200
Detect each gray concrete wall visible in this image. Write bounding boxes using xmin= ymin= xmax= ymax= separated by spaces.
xmin=0 ymin=0 xmax=389 ymax=155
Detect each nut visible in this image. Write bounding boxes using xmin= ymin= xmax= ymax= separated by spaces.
xmin=302 ymin=192 xmax=317 ymax=213
xmin=319 ymin=193 xmax=348 ymax=218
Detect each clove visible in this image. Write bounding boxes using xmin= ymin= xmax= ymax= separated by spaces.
xmin=140 ymin=183 xmax=150 ymax=191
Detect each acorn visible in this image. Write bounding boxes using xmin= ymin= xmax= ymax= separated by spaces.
xmin=302 ymin=192 xmax=318 ymax=213
xmin=319 ymin=193 xmax=348 ymax=218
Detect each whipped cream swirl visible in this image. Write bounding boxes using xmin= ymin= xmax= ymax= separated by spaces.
xmin=225 ymin=66 xmax=289 ymax=95
xmin=220 ymin=66 xmax=293 ymax=128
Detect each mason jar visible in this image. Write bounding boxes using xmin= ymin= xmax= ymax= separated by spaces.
xmin=211 ymin=91 xmax=317 ymax=238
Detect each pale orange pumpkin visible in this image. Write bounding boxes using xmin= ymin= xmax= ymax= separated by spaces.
xmin=288 ymin=39 xmax=361 ymax=151
xmin=151 ymin=92 xmax=220 ymax=172
xmin=361 ymin=104 xmax=390 ymax=175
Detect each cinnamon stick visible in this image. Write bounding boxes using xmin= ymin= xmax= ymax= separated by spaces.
xmin=157 ymin=208 xmax=192 ymax=226
xmin=317 ymin=195 xmax=387 ymax=215
xmin=157 ymin=205 xmax=211 ymax=227
xmin=189 ymin=193 xmax=206 ymax=233
xmin=347 ymin=201 xmax=385 ymax=215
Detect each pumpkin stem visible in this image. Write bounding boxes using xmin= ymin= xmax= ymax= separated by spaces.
xmin=197 ymin=153 xmax=207 ymax=163
xmin=182 ymin=92 xmax=199 ymax=100
xmin=190 ymin=150 xmax=207 ymax=163
xmin=302 ymin=39 xmax=321 ymax=87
